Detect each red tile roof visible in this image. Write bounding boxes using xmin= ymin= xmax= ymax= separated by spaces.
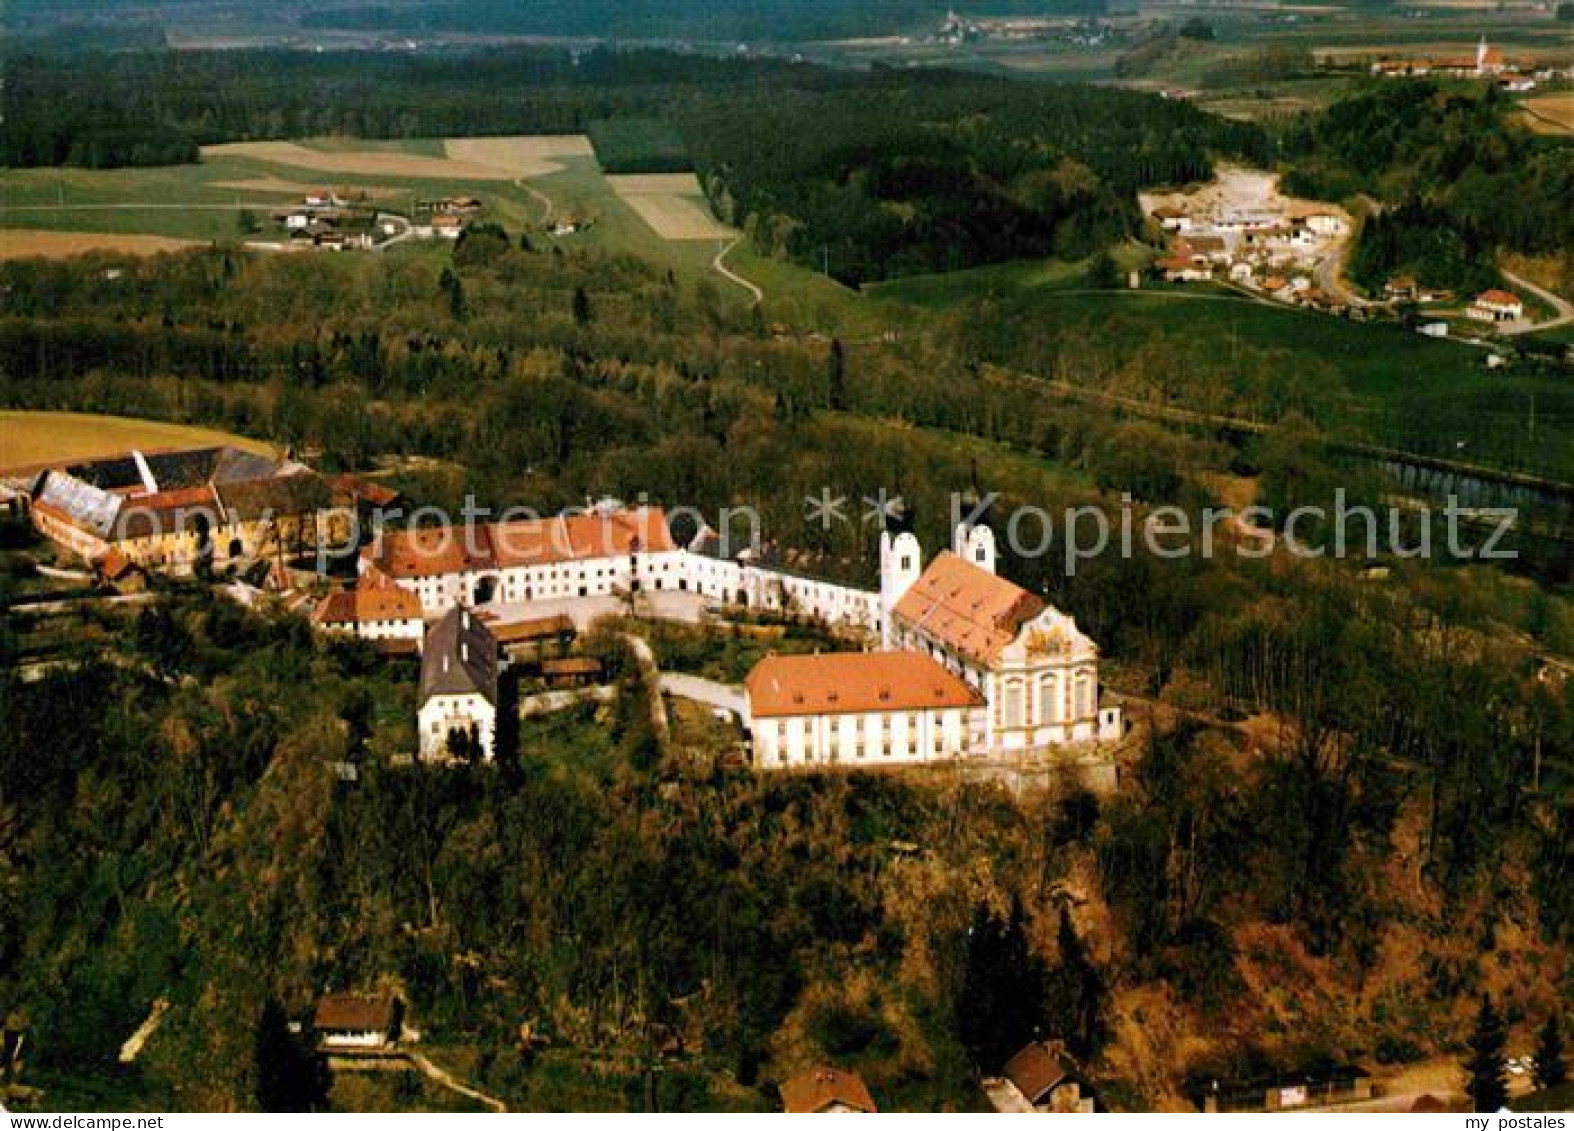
xmin=331 ymin=472 xmax=402 ymax=508
xmin=780 ymin=1066 xmax=878 ymax=1114
xmin=1475 ymin=288 xmax=1520 ymax=306
xmin=314 ymin=993 xmax=397 ymax=1034
xmin=894 ymin=551 xmax=1044 ymax=665
xmin=314 ymin=573 xmax=422 ymax=626
xmin=362 ymin=508 xmax=677 ymax=579
xmin=491 ymin=615 xmax=576 ymax=644
xmin=1005 ymin=1040 xmax=1080 ymax=1106
xmin=747 ymin=651 xmax=984 ymax=719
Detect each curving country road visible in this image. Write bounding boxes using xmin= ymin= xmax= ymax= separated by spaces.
xmin=713 ymin=238 xmax=763 ymax=306
xmin=1500 ymin=268 xmax=1574 ymax=336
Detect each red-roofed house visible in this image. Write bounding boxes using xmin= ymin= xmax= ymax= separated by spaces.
xmin=995 ymin=1040 xmax=1097 ymax=1113
xmin=359 ymin=504 xmax=685 ymax=613
xmin=779 ymin=1066 xmax=878 ymax=1113
xmin=1467 ymin=289 xmax=1524 ymax=323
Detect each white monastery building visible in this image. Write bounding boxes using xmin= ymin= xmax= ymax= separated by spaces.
xmin=747 ymin=651 xmax=984 ymax=769
xmin=357 ymin=498 xmax=1120 ymax=768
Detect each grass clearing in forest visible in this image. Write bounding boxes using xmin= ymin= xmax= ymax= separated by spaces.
xmin=0 ymin=411 xmax=276 ymax=471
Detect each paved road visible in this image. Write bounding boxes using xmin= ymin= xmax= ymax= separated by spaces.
xmin=482 ymin=591 xmax=707 ymax=630
xmin=621 ymin=631 xmax=669 ymax=739
xmin=1500 ymin=268 xmax=1574 ymax=336
xmin=1313 ymin=244 xmax=1378 ymax=309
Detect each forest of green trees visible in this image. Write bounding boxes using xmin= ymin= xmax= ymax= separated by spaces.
xmin=685 ymin=76 xmax=1270 ymax=283
xmin=1281 ymin=80 xmax=1574 ymax=292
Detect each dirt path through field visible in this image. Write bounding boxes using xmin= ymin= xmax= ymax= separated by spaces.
xmin=714 ymin=239 xmax=763 ymax=305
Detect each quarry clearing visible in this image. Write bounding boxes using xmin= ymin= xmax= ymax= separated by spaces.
xmin=1138 ymin=164 xmax=1343 ymax=224
xmin=0 ymin=229 xmax=204 ymax=260
xmin=606 ymin=173 xmax=735 ymax=241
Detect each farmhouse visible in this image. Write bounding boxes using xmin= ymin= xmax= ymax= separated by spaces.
xmin=746 ymin=651 xmax=984 ymax=769
xmin=13 ymin=446 xmax=332 ymax=577
xmin=779 ymin=1066 xmax=878 ymax=1114
xmin=313 ymin=993 xmax=401 ymax=1053
xmin=1467 ymin=288 xmax=1524 ymax=323
xmin=418 ymin=606 xmax=498 ymax=762
xmin=1158 ymin=255 xmax=1209 ymax=283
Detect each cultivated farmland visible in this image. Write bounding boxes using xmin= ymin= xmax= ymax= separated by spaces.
xmin=606 ymin=174 xmax=734 ymax=241
xmin=198 ymin=141 xmax=521 ymax=180
xmin=1520 ymin=93 xmax=1574 ymax=136
xmin=0 ymin=229 xmax=204 ymax=261
xmin=443 ymin=135 xmax=594 ymax=178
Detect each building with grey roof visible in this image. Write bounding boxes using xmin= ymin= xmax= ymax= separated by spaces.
xmin=418 ymin=607 xmax=499 ymax=762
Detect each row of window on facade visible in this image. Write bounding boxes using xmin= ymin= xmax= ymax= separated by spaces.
xmin=756 ymin=712 xmax=968 ymax=763
xmin=998 ymin=672 xmax=1096 ymax=728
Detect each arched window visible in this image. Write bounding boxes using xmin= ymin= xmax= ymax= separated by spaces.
xmin=1039 ymin=674 xmax=1059 ymax=722
xmin=1004 ymin=679 xmax=1024 ymax=728
xmin=1076 ymin=671 xmax=1094 ymax=718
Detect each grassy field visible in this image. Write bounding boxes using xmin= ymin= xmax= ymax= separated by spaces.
xmin=0 ymin=411 xmax=276 ymax=471
xmin=866 ymin=243 xmax=1152 ymax=310
xmin=0 ymin=139 xmax=560 ymax=244
xmin=1018 ymin=290 xmax=1574 ymax=477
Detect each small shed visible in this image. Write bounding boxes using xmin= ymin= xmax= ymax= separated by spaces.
xmin=313 ymin=992 xmax=401 ymax=1053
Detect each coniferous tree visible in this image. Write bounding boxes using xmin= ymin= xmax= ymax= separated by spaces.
xmin=828 ymin=338 xmax=847 ymax=411
xmin=1466 ymin=994 xmax=1510 ymax=1112
xmin=1046 ymin=905 xmax=1106 ymax=1059
xmin=959 ymin=897 xmax=1047 ymax=1073
xmin=1535 ymin=1013 xmax=1566 ymax=1091
xmin=254 ymin=999 xmax=328 ymax=1112
xmin=572 ymin=285 xmax=593 ymax=326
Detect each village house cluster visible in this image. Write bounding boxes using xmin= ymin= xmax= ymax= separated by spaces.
xmin=1151 ymin=193 xmax=1350 ymax=310
xmin=252 ymin=190 xmax=480 ymax=253
xmin=1369 ymin=37 xmax=1558 ymax=92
